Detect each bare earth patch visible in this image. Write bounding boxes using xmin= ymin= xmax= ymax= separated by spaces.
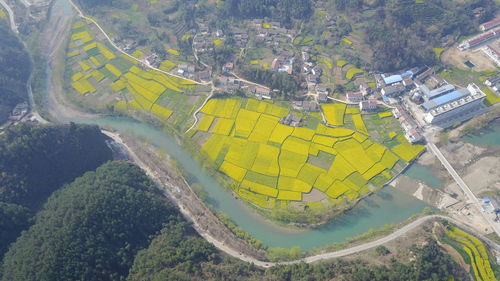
xmin=441 ymin=43 xmax=498 ymax=71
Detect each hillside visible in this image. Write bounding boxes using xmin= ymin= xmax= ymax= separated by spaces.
xmin=0 ymin=161 xmax=180 ymax=281
xmin=0 ymin=123 xmax=112 ymax=259
xmin=0 ymin=21 xmax=31 ymax=123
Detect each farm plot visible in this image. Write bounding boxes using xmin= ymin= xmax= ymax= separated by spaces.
xmin=196 ymin=98 xmax=425 ymax=209
xmin=444 ymin=226 xmax=497 ymax=281
xmin=321 ymin=103 xmax=347 ymax=126
xmin=65 ymin=20 xmax=199 ymax=125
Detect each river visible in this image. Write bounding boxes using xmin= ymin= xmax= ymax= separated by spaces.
xmin=71 ymin=116 xmax=427 ymax=250
xmin=43 ymin=0 xmax=428 ymax=251
xmin=403 ymin=164 xmax=444 ymax=188
xmin=462 ymin=121 xmax=500 ymax=147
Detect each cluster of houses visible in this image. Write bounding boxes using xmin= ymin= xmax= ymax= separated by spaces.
xmin=392 ymin=105 xmax=424 ymax=143
xmin=292 ymin=100 xmax=320 ymax=112
xmin=271 ymin=51 xmax=295 ymax=74
xmin=193 ymin=23 xmax=252 ymax=54
xmin=251 ymin=19 xmax=298 ymax=44
xmin=302 ymin=47 xmax=323 ymax=86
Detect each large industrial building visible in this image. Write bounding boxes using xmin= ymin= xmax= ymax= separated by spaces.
xmin=422 ymin=83 xmax=486 ymax=127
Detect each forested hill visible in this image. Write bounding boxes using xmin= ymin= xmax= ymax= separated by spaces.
xmin=1 ymin=162 xmax=181 ymax=281
xmin=0 ymin=160 xmax=466 ymax=281
xmin=0 ymin=123 xmax=112 ymax=259
xmin=354 ymin=0 xmax=497 ymax=71
xmin=0 ymin=21 xmax=31 ymax=123
xmin=0 ymin=123 xmax=112 ymax=208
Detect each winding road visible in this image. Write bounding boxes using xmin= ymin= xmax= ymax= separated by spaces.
xmin=8 ymin=0 xmax=498 ymax=268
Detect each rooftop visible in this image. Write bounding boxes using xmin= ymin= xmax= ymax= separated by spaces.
xmin=422 ymin=89 xmax=468 ymax=111
xmin=427 ymin=85 xmax=486 ymax=116
xmin=427 ymin=84 xmax=455 ymax=99
xmin=382 ymin=74 xmax=403 ymax=85
xmin=481 ymin=18 xmax=500 ymax=30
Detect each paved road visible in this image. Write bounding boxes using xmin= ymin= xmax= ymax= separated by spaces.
xmin=427 ymin=141 xmax=500 ymax=237
xmin=0 ymin=0 xmax=18 ymax=33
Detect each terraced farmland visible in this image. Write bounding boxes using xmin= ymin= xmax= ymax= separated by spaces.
xmin=445 ymin=226 xmax=498 ymax=281
xmin=64 ymin=19 xmax=426 ymax=214
xmin=193 ymin=98 xmax=425 ymax=209
xmin=65 ymin=20 xmax=203 ymax=129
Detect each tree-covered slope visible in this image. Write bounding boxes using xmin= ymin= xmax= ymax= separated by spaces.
xmin=0 ymin=123 xmax=112 ymax=208
xmin=1 ymin=161 xmax=180 ymax=281
xmin=0 ymin=22 xmax=31 ymax=123
xmin=0 ymin=123 xmax=112 ymax=260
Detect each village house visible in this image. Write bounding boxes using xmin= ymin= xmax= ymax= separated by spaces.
xmin=318 ymin=93 xmax=328 ymax=103
xmin=218 ymin=76 xmax=237 ymax=86
xmin=381 ymin=84 xmax=406 ymax=97
xmin=222 ymin=62 xmax=234 ymax=72
xmin=359 ymin=83 xmax=373 ymax=96
xmin=359 ymin=100 xmax=378 ymax=112
xmin=253 ymin=86 xmax=271 ymax=99
xmin=346 ymin=92 xmax=363 ymax=103
xmin=485 ymin=75 xmax=500 ymax=93
xmin=281 ymin=114 xmax=302 ymax=127
xmin=315 ymin=85 xmax=328 ymax=95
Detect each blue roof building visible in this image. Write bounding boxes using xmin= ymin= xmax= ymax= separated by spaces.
xmin=422 ymin=89 xmax=468 ymax=111
xmin=427 ymin=84 xmax=456 ymax=99
xmin=382 ymin=74 xmax=403 ymax=85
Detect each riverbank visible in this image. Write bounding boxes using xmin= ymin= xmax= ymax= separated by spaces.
xmin=103 ymin=128 xmax=499 ymax=267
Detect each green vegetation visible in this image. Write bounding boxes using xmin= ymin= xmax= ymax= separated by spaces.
xmin=0 ymin=123 xmax=112 ymax=260
xmin=0 ymin=22 xmax=31 ymax=123
xmin=1 ymin=162 xmax=179 ymax=281
xmin=239 ymin=66 xmax=299 ymax=98
xmin=217 ymin=0 xmax=312 ymax=25
xmin=359 ymin=0 xmax=497 ymax=71
xmin=128 ymin=237 xmax=466 ymax=280
xmin=0 ymin=123 xmax=112 ymax=208
xmin=482 ymin=87 xmax=500 ymax=106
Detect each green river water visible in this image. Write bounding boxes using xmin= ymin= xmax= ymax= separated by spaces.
xmin=46 ymin=0 xmax=433 ymax=251
xmin=403 ymin=164 xmax=444 ymax=188
xmin=75 ymin=117 xmax=428 ymax=250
